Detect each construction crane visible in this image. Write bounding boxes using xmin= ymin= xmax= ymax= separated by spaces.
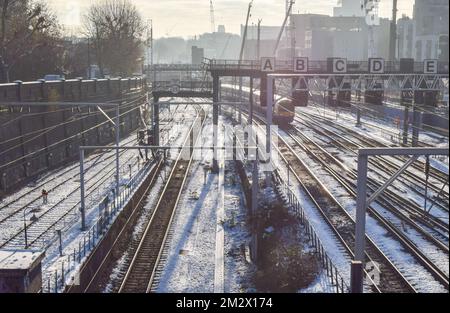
xmin=389 ymin=0 xmax=398 ymax=61
xmin=239 ymin=0 xmax=253 ymax=62
xmin=362 ymin=0 xmax=379 ymax=58
xmin=257 ymin=19 xmax=262 ymax=60
xmin=210 ymin=0 xmax=216 ymax=33
xmin=146 ymin=19 xmax=153 ymax=81
xmin=220 ymin=34 xmax=232 ymax=58
xmin=273 ymin=0 xmax=295 ymax=57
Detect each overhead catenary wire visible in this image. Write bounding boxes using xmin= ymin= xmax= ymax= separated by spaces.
xmin=233 ymin=82 xmax=449 ymax=146
xmin=0 ymin=96 xmax=146 ymax=155
xmin=0 ymin=103 xmax=144 ymax=172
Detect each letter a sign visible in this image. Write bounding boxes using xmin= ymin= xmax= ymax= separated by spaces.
xmin=261 ymin=57 xmax=275 ymax=72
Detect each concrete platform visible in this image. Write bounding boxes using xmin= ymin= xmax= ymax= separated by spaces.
xmin=0 ymin=249 xmax=45 ymax=293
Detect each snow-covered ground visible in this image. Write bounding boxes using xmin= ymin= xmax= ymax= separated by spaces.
xmin=156 ymin=108 xmax=337 ymax=293
xmin=280 ymin=130 xmax=448 ymax=292
xmin=3 ymin=89 xmax=447 ymax=293
xmin=0 ymin=102 xmax=195 ymax=292
xmin=222 ymin=107 xmax=339 ymax=293
xmin=155 ymin=113 xmax=253 ymax=293
xmin=222 ymin=86 xmax=448 ymax=292
xmin=294 ymin=107 xmax=449 ymax=224
xmin=301 ymin=103 xmax=449 ymax=149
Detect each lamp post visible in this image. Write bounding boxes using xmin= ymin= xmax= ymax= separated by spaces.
xmin=23 ymin=208 xmax=38 ymax=249
xmin=23 ymin=208 xmax=29 ymax=249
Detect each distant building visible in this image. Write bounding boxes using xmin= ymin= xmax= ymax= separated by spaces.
xmin=245 ymin=25 xmax=279 ymax=41
xmin=217 ymin=25 xmax=226 ymax=33
xmin=333 ymin=0 xmax=364 ymax=17
xmin=190 ymin=31 xmax=241 ymax=59
xmin=87 ymin=64 xmax=101 ymax=79
xmin=291 ymin=14 xmax=390 ymax=61
xmin=413 ymin=0 xmax=449 ymax=61
xmin=191 ymin=46 xmax=204 ymax=64
xmin=242 ymin=25 xmax=279 ymax=59
xmin=397 ymin=15 xmax=415 ymax=59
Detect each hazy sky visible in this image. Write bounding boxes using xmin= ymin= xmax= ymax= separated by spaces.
xmin=47 ymin=0 xmax=415 ymax=38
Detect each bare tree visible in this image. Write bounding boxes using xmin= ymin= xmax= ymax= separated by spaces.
xmin=0 ymin=0 xmax=60 ymax=82
xmin=84 ymin=0 xmax=145 ymax=77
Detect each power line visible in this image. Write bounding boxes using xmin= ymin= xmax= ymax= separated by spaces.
xmin=0 ymin=100 xmax=144 ymax=172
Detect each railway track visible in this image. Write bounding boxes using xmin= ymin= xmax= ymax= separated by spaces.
xmin=283 ymin=125 xmax=449 ymax=289
xmin=227 ymin=106 xmax=413 ymax=292
xmin=0 ymin=135 xmax=138 ymax=226
xmin=228 ymin=88 xmax=448 ymax=291
xmin=299 ymin=109 xmax=449 ymax=189
xmin=0 ymin=143 xmax=141 ymax=249
xmin=79 ymin=157 xmax=165 ymax=293
xmin=308 ymin=92 xmax=447 ymax=148
xmin=118 ymin=106 xmax=206 ymax=293
xmin=0 ymin=111 xmax=178 ymax=250
xmin=295 ymin=113 xmax=450 ymax=222
xmin=271 ymin=131 xmax=415 ymax=292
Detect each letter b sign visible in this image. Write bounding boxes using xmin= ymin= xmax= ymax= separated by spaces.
xmin=294 ymin=57 xmax=308 ymax=73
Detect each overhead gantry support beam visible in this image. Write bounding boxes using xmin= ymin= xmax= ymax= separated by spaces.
xmin=213 ymin=75 xmax=220 ymax=173
xmin=352 ymin=147 xmax=449 ymax=293
xmin=249 ymin=77 xmax=254 ymax=125
xmin=266 ymin=75 xmax=274 ymax=163
xmin=153 ymin=95 xmax=160 ymax=147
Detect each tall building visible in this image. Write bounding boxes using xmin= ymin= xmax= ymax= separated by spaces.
xmin=413 ymin=0 xmax=449 ymax=61
xmin=397 ymin=15 xmax=415 ymax=59
xmin=191 ymin=46 xmax=204 ymax=64
xmin=242 ymin=25 xmax=279 ymax=59
xmin=291 ymin=14 xmax=390 ymax=61
xmin=333 ymin=0 xmax=364 ymax=17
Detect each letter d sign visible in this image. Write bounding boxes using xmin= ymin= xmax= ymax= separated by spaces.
xmin=369 ymin=58 xmax=384 ymax=73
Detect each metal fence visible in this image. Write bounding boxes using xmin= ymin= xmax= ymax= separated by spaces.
xmin=275 ymin=177 xmax=349 ymax=293
xmin=41 ymin=158 xmax=155 ymax=293
xmin=205 ymin=58 xmax=450 ymax=74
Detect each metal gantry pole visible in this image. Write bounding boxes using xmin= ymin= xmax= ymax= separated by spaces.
xmin=154 ymin=97 xmax=160 ymax=146
xmin=249 ymin=76 xmax=253 ymax=125
xmin=352 ymin=152 xmax=368 ymax=293
xmin=23 ymin=209 xmax=28 ymax=249
xmin=402 ymin=98 xmax=410 ymax=145
xmin=238 ymin=76 xmax=243 ymax=124
xmin=213 ymin=75 xmax=220 ymax=173
xmin=350 ymin=146 xmax=449 ymax=293
xmin=266 ymin=75 xmax=273 ymax=162
xmin=115 ymin=104 xmax=120 ymax=206
xmin=411 ymin=101 xmax=421 ymax=147
xmin=80 ymin=149 xmax=86 ymax=231
xmin=252 ymin=149 xmax=259 ymax=217
xmin=251 ymin=135 xmax=259 ymax=262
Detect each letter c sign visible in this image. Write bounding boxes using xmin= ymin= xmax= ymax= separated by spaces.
xmin=333 ymin=58 xmax=347 ymax=73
